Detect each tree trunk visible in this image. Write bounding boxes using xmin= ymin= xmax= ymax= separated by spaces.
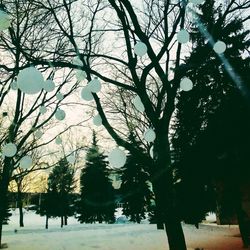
xmin=17 ymin=183 xmax=24 ymax=227
xmin=228 ymin=182 xmax=250 ymax=248
xmin=152 ymin=131 xmax=187 ymax=250
xmin=45 ymin=215 xmax=48 ymax=229
xmin=64 ymin=216 xmax=68 ymax=226
xmin=0 ymin=158 xmax=12 ymax=249
xmin=153 ymin=178 xmax=187 ymax=250
xmin=234 ymin=189 xmax=250 ymax=248
xmin=39 ymin=193 xmax=42 ymax=211
xmin=61 ymin=216 xmax=63 ymax=228
xmin=156 ymin=222 xmax=164 ymax=229
xmin=0 ymin=223 xmax=2 ymax=249
xmin=18 ymin=205 xmax=24 ymax=228
xmin=237 ymin=209 xmax=250 ymax=248
xmin=164 ymin=218 xmax=186 ymax=250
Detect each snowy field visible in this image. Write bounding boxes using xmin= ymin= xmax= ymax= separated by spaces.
xmin=2 ymin=210 xmax=244 ymax=250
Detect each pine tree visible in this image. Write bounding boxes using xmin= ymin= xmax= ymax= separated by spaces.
xmin=120 ymin=134 xmax=153 ymax=223
xmin=171 ymin=0 xmax=250 ymax=244
xmin=38 ymin=158 xmax=75 ymax=228
xmin=77 ymin=131 xmax=115 ymax=223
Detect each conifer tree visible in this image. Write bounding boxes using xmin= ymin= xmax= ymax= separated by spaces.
xmin=171 ymin=0 xmax=250 ymax=245
xmin=77 ymin=131 xmax=115 ymax=223
xmin=38 ymin=158 xmax=75 ymax=228
xmin=120 ymin=134 xmax=153 ymax=223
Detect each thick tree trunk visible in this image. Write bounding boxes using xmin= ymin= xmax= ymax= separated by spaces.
xmin=157 ymin=222 xmax=164 ymax=229
xmin=153 ymin=178 xmax=187 ymax=250
xmin=228 ymin=182 xmax=250 ymax=248
xmin=152 ymin=131 xmax=187 ymax=250
xmin=234 ymin=189 xmax=250 ymax=248
xmin=0 ymin=223 xmax=2 ymax=249
xmin=0 ymin=158 xmax=12 ymax=249
xmin=164 ymin=218 xmax=186 ymax=250
xmin=237 ymin=209 xmax=250 ymax=248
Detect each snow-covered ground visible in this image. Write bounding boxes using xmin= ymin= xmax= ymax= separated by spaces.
xmin=2 ymin=209 xmax=244 ymax=250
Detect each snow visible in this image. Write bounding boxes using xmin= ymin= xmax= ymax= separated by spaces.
xmin=2 ymin=210 xmax=244 ymax=250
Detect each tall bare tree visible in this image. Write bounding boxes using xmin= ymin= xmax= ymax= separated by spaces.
xmin=0 ymin=1 xmax=87 ymax=247
xmin=8 ymin=0 xmax=249 ymax=249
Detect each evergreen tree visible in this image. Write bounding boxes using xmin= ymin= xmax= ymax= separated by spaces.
xmin=38 ymin=158 xmax=75 ymax=228
xmin=38 ymin=187 xmax=59 ymax=229
xmin=120 ymin=134 xmax=153 ymax=223
xmin=171 ymin=0 xmax=250 ymax=245
xmin=77 ymin=131 xmax=115 ymax=223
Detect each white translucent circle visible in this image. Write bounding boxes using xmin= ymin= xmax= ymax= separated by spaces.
xmin=134 ymin=42 xmax=147 ymax=57
xmin=88 ymin=78 xmax=101 ymax=93
xmin=56 ymin=92 xmax=64 ymax=101
xmin=35 ymin=129 xmax=43 ymax=139
xmin=0 ymin=10 xmax=11 ymax=31
xmin=93 ymin=114 xmax=102 ymax=126
xmin=67 ymin=155 xmax=75 ymax=164
xmin=213 ymin=41 xmax=226 ymax=54
xmin=43 ymin=80 xmax=55 ymax=92
xmin=55 ymin=137 xmax=62 ymax=145
xmin=150 ymin=146 xmax=154 ymax=159
xmin=132 ymin=96 xmax=145 ymax=112
xmin=189 ymin=0 xmax=204 ymax=4
xmin=11 ymin=81 xmax=18 ymax=90
xmin=81 ymin=87 xmax=94 ymax=101
xmin=177 ymin=29 xmax=190 ymax=44
xmin=75 ymin=70 xmax=87 ymax=81
xmin=72 ymin=57 xmax=83 ymax=67
xmin=55 ymin=109 xmax=66 ymax=121
xmin=19 ymin=156 xmax=32 ymax=169
xmin=144 ymin=128 xmax=156 ymax=142
xmin=39 ymin=106 xmax=47 ymax=115
xmin=17 ymin=67 xmax=44 ymax=95
xmin=108 ymin=148 xmax=126 ymax=168
xmin=180 ymin=77 xmax=193 ymax=91
xmin=150 ymin=199 xmax=156 ymax=206
xmin=2 ymin=143 xmax=17 ymax=157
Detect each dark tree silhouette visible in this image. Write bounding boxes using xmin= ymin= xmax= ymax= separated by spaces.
xmin=77 ymin=131 xmax=115 ymax=224
xmin=39 ymin=158 xmax=75 ymax=228
xmin=171 ymin=0 xmax=250 ymax=246
xmin=3 ymin=0 xmax=249 ymax=249
xmin=120 ymin=134 xmax=153 ymax=223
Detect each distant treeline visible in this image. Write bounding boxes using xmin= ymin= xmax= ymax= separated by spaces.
xmin=7 ymin=191 xmax=122 ymax=210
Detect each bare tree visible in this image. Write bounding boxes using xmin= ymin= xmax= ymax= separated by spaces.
xmin=0 ymin=1 xmax=89 ymax=247
xmin=7 ymin=0 xmax=249 ymax=249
